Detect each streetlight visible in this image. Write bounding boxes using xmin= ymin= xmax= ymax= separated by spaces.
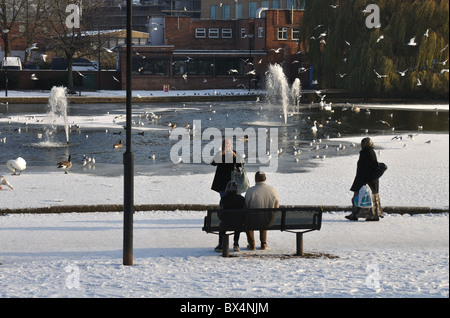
xmin=2 ymin=29 xmax=9 ymax=97
xmin=123 ymin=0 xmax=134 ymax=266
xmin=4 ymin=68 xmax=7 ymax=97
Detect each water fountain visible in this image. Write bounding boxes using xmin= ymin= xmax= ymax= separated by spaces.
xmin=265 ymin=64 xmax=301 ymax=124
xmin=291 ymin=78 xmax=302 ymax=113
xmin=45 ymin=86 xmax=70 ymax=145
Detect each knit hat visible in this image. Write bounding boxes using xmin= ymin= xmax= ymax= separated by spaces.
xmin=225 ymin=181 xmax=238 ymax=194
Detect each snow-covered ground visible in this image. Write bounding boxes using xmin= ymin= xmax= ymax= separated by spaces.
xmin=0 ymin=91 xmax=448 ymax=299
xmin=1 ymin=132 xmax=448 ymax=299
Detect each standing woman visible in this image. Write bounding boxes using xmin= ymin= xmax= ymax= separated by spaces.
xmin=211 ymin=138 xmax=243 ymax=198
xmin=346 ymin=137 xmax=383 ymax=221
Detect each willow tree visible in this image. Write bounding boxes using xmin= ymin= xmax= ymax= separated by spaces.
xmin=299 ymin=0 xmax=449 ymax=98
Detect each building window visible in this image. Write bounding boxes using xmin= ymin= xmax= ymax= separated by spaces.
xmin=236 ymin=3 xmax=242 ymax=19
xmin=210 ymin=5 xmax=218 ymax=19
xmin=272 ymin=0 xmax=280 ymax=9
xmin=248 ymin=2 xmax=257 ymax=18
xmin=222 ymin=29 xmax=232 ymax=38
xmin=209 ymin=28 xmax=219 ymax=38
xmin=132 ymin=58 xmax=168 ymax=76
xmin=222 ymin=4 xmax=231 ymax=20
xmin=299 ymin=0 xmax=306 ymax=10
xmin=278 ymin=27 xmax=288 ymax=40
xmin=174 ymin=59 xmax=213 ymax=76
xmin=195 ymin=28 xmax=206 ymax=38
xmin=292 ymin=28 xmax=300 ymax=40
xmin=241 ymin=28 xmax=246 ymax=39
xmin=258 ymin=27 xmax=264 ymax=38
xmin=215 ymin=58 xmax=245 ymax=76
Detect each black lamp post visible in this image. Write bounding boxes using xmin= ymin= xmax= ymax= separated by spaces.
xmin=4 ymin=68 xmax=7 ymax=97
xmin=123 ymin=0 xmax=134 ymax=266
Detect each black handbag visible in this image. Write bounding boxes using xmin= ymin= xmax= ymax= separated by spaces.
xmin=372 ymin=162 xmax=387 ymax=181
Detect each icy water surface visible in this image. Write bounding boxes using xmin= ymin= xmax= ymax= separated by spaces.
xmin=0 ymin=101 xmax=448 ymax=176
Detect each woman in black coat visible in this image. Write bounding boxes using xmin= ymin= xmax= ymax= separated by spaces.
xmin=215 ymin=181 xmax=246 ymax=252
xmin=211 ymin=138 xmax=242 ymax=197
xmin=346 ymin=137 xmax=383 ymax=221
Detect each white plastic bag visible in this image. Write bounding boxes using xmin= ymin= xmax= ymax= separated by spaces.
xmin=354 ymin=185 xmax=373 ymax=208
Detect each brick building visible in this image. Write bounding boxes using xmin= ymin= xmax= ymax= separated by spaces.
xmin=201 ymin=0 xmax=306 ymax=19
xmin=119 ymin=9 xmax=309 ymax=91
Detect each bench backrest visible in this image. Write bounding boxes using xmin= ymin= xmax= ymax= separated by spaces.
xmin=203 ymin=207 xmax=322 ymax=232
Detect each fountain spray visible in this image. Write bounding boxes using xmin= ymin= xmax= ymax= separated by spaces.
xmin=265 ymin=64 xmax=301 ymax=124
xmin=48 ymin=86 xmax=70 ymax=145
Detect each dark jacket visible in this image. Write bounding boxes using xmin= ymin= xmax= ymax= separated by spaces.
xmin=219 ymin=192 xmax=246 ymax=228
xmin=350 ymin=146 xmax=379 ymax=194
xmin=220 ymin=192 xmax=246 ymax=209
xmin=211 ymin=152 xmax=242 ymax=193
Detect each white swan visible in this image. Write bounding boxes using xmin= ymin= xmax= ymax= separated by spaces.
xmin=1 ymin=175 xmax=13 ymax=190
xmin=311 ymin=121 xmax=318 ymax=133
xmin=7 ymin=157 xmax=27 ymax=175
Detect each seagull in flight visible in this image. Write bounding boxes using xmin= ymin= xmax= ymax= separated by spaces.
xmin=374 ymin=70 xmax=388 ymax=78
xmin=377 ymin=120 xmax=390 ymax=127
xmin=25 ymin=43 xmax=38 ymax=53
xmin=376 ymin=35 xmax=384 ymax=43
xmin=271 ymin=48 xmax=283 ymax=53
xmin=397 ymin=69 xmax=408 ymax=77
xmin=407 ymin=36 xmax=417 ymax=46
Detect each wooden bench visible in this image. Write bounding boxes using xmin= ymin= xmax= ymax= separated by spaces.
xmin=202 ymin=207 xmax=323 ymax=257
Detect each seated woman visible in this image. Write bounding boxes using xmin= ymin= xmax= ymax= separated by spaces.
xmin=215 ymin=181 xmax=245 ymax=252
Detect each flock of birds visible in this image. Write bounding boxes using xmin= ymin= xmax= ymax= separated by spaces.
xmin=0 ymin=87 xmax=441 ymax=190
xmin=307 ymin=9 xmax=449 ymax=86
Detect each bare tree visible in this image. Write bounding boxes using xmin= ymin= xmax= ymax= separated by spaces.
xmin=42 ymin=0 xmax=106 ymax=90
xmin=19 ymin=0 xmax=48 ymax=61
xmin=0 ymin=0 xmax=26 ymax=57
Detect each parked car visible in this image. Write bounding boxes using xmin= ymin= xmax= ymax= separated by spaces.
xmin=1 ymin=57 xmax=23 ymax=70
xmin=52 ymin=57 xmax=98 ymax=71
xmin=22 ymin=62 xmax=40 ymax=70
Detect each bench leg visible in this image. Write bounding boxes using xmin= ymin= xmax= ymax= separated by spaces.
xmin=222 ymin=234 xmax=229 ymax=257
xmin=296 ymin=232 xmax=303 ymax=256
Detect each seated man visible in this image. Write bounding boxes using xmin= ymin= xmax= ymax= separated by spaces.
xmin=245 ymin=171 xmax=279 ymax=250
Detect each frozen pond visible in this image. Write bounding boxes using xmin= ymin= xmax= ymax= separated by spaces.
xmin=0 ymin=100 xmax=448 ymax=176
